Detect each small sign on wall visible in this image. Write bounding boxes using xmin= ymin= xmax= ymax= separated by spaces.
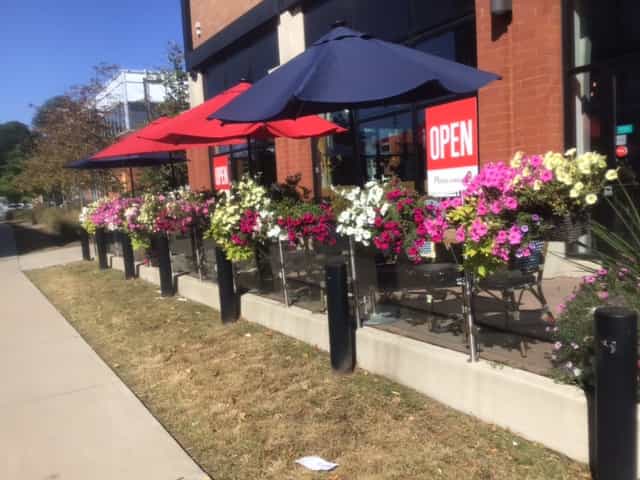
xmin=425 ymin=97 xmax=479 ymax=197
xmin=213 ymin=155 xmax=231 ymax=191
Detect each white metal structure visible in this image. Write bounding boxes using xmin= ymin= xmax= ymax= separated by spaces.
xmin=95 ymin=69 xmax=168 ymax=134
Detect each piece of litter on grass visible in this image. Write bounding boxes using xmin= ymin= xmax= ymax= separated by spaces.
xmin=295 ymin=456 xmax=338 ymax=472
xmin=244 ymin=333 xmax=252 ymax=337
xmin=177 ymin=297 xmax=187 ymax=302
xmin=512 ymin=440 xmax=519 ymax=447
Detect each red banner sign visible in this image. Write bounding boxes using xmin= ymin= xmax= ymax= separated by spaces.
xmin=212 ymin=155 xmax=230 ymax=191
xmin=425 ymin=97 xmax=479 ymax=196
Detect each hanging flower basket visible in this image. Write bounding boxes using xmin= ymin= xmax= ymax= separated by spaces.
xmin=543 ymin=215 xmax=589 ymax=243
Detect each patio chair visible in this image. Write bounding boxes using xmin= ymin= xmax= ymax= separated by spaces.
xmin=473 ymin=240 xmax=552 ymax=357
xmin=270 ymin=240 xmax=332 ymax=311
xmin=366 ymin=243 xmax=464 ymax=332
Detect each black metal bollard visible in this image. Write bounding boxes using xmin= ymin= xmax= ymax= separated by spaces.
xmin=594 ymin=306 xmax=637 ymax=480
xmin=325 ymin=258 xmax=355 ymax=372
xmin=94 ymin=227 xmax=109 ymax=270
xmin=119 ymin=231 xmax=136 ymax=279
xmin=215 ymin=247 xmax=238 ymax=323
xmin=80 ymin=229 xmax=91 ymax=261
xmin=156 ymin=233 xmax=174 ymax=296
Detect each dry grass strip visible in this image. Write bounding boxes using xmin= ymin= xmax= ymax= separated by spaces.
xmin=28 ymin=262 xmax=588 ymax=480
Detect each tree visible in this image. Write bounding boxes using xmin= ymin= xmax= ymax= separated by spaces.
xmin=15 ymin=64 xmax=122 ymax=202
xmin=155 ymin=41 xmax=190 ymax=118
xmin=0 ymin=121 xmax=33 ymax=200
xmin=137 ymin=42 xmax=190 ymax=191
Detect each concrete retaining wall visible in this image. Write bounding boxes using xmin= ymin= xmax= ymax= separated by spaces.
xmin=106 ymin=256 xmax=640 ymax=469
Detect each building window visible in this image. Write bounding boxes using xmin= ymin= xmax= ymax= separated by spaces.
xmin=203 ymin=21 xmax=279 ymax=98
xmin=359 ymin=110 xmax=417 ymax=183
xmin=570 ymin=0 xmax=640 ymax=69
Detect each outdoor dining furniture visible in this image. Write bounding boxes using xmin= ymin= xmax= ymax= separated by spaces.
xmin=473 ymin=240 xmax=551 ymax=357
xmin=367 ymin=260 xmax=462 ymax=330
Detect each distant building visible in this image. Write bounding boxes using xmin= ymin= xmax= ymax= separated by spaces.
xmin=95 ymin=69 xmax=167 ymax=135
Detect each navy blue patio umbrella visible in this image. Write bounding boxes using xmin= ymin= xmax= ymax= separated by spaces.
xmin=65 ymin=152 xmax=187 ymax=194
xmin=65 ymin=152 xmax=186 ymax=170
xmin=212 ymin=25 xmax=500 ymax=122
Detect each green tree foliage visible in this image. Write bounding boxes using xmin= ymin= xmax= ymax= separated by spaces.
xmin=0 ymin=121 xmax=33 ymax=200
xmin=138 ymin=42 xmax=190 ymax=192
xmin=16 ymin=64 xmax=122 ymax=202
xmin=155 ymin=41 xmax=190 ymax=118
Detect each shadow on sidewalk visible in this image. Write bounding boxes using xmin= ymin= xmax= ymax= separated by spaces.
xmin=5 ymin=222 xmax=79 ymax=256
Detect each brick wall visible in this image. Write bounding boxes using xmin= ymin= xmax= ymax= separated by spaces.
xmin=274 ymin=137 xmax=314 ymax=192
xmin=475 ymin=0 xmax=564 ymax=164
xmin=189 ymin=0 xmax=262 ymax=48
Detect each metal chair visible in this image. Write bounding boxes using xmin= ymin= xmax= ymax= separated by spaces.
xmin=473 ymin=240 xmax=552 ymax=357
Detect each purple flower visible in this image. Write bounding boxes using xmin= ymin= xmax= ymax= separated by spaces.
xmin=520 ymin=225 xmax=529 ymax=233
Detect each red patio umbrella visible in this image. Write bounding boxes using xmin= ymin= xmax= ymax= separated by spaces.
xmin=138 ymin=82 xmax=346 ymax=145
xmin=90 ymin=117 xmax=223 ymax=159
xmin=89 ymin=118 xmax=222 ymax=192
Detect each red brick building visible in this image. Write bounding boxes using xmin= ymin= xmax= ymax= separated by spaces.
xmin=180 ymin=0 xmax=639 ymax=197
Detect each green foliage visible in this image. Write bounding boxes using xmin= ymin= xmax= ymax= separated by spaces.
xmin=155 ymin=42 xmax=190 ymax=118
xmin=29 ymin=206 xmax=82 ymax=240
xmin=270 ymin=198 xmax=324 ymax=219
xmin=0 ymin=121 xmax=33 ymax=200
xmin=137 ymin=43 xmax=190 ymax=193
xmin=136 ymin=163 xmax=188 ymax=193
xmin=590 ymin=181 xmax=640 ymax=279
xmin=551 ymin=268 xmax=640 ymax=392
xmin=552 ymin=182 xmax=640 ymax=393
xmin=17 ymin=65 xmax=121 ymax=199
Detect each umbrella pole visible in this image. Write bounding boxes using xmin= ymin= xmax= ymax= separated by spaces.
xmin=169 ymin=153 xmax=177 ymax=189
xmin=246 ymin=136 xmax=254 ymax=178
xmin=348 ymin=109 xmax=364 ymax=185
xmin=129 ymin=167 xmax=135 ymax=195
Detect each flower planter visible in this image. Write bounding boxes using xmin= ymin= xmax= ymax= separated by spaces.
xmin=80 ymin=229 xmax=91 ymax=261
xmin=119 ymin=231 xmax=135 ymax=279
xmin=94 ymin=227 xmax=109 ymax=270
xmin=154 ymin=232 xmax=174 ymax=296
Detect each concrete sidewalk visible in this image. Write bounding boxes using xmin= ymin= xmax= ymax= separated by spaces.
xmin=0 ymin=224 xmax=208 ymax=480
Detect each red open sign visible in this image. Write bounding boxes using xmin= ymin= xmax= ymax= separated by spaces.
xmin=212 ymin=155 xmax=230 ymax=191
xmin=425 ymin=97 xmax=479 ymax=197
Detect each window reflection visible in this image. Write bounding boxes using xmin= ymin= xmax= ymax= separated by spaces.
xmin=315 ymin=111 xmax=357 ymax=194
xmin=359 ymin=111 xmax=417 ymax=182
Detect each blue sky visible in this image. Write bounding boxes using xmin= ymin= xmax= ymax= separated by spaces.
xmin=0 ymin=1 xmax=183 ymax=126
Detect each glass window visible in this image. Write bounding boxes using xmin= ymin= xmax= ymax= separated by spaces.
xmin=315 ymin=110 xmax=359 ymax=193
xmin=226 ymin=141 xmax=277 ymax=187
xmin=359 ymin=111 xmax=417 ymax=183
xmin=204 ymin=22 xmax=279 ymax=98
xmin=413 ymin=20 xmax=477 ymax=67
xmin=409 ymin=0 xmax=474 ymax=36
xmin=571 ymin=0 xmax=640 ymax=68
xmin=304 ymin=0 xmax=474 ymax=45
xmin=303 ymin=0 xmax=410 ymax=45
xmin=569 ymin=70 xmax=612 ymax=156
